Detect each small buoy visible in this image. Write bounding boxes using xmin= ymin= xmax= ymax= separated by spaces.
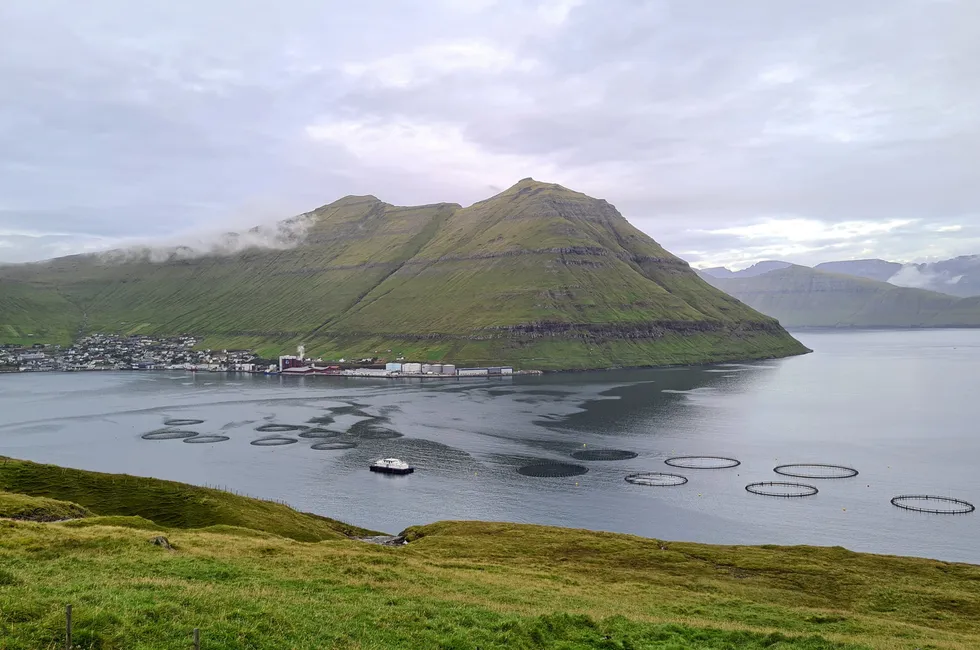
xmin=842 ymin=508 xmax=846 ymax=512
xmin=575 ymin=482 xmax=579 ymax=486
xmin=698 ymin=493 xmax=702 ymax=497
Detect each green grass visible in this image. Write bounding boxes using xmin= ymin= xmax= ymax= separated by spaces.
xmin=0 ymin=460 xmax=978 ymax=649
xmin=0 ymin=491 xmax=90 ymax=522
xmin=0 ymin=457 xmax=379 ymax=541
xmin=0 ymin=180 xmax=807 ymax=368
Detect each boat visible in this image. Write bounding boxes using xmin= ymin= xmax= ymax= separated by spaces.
xmin=369 ymin=458 xmax=415 ymax=475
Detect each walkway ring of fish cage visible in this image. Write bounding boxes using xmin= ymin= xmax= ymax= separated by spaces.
xmin=745 ymin=481 xmax=819 ymax=498
xmin=255 ymin=424 xmax=307 ymax=433
xmin=624 ymin=472 xmax=689 ymax=487
xmin=164 ymin=418 xmax=205 ymax=427
xmin=141 ymin=430 xmax=199 ymax=441
xmin=250 ymin=436 xmax=298 ymax=446
xmin=183 ymin=435 xmax=230 ymax=444
xmin=773 ymin=464 xmax=859 ymax=479
xmin=665 ymin=456 xmax=741 ymax=470
xmin=890 ymin=495 xmax=975 ymax=515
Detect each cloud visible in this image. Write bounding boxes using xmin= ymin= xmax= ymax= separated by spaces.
xmin=888 ymin=266 xmax=963 ymax=289
xmin=0 ymin=0 xmax=978 ymax=269
xmin=341 ymin=40 xmax=537 ymax=88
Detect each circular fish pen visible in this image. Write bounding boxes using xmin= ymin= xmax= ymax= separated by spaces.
xmin=310 ymin=441 xmax=358 ymax=451
xmin=163 ymin=419 xmax=204 ymax=427
xmin=745 ymin=481 xmax=818 ymax=498
xmin=890 ymin=495 xmax=975 ymax=515
xmin=183 ymin=435 xmax=230 ymax=444
xmin=571 ymin=449 xmax=638 ymax=461
xmin=774 ymin=464 xmax=858 ymax=479
xmin=665 ymin=456 xmax=741 ymax=470
xmin=625 ymin=472 xmax=688 ymax=487
xmin=142 ymin=430 xmax=199 ymax=441
xmin=250 ymin=436 xmax=298 ymax=447
xmin=255 ymin=424 xmax=307 ymax=433
xmin=517 ymin=462 xmax=589 ymax=478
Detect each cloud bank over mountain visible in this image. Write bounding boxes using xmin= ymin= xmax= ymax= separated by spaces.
xmin=1 ymin=0 xmax=978 ymax=266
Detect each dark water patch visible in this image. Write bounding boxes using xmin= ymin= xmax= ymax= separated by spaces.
xmin=142 ymin=430 xmax=198 ymax=441
xmin=310 ymin=441 xmax=358 ymax=451
xmin=164 ymin=418 xmax=204 ymax=427
xmin=220 ymin=420 xmax=256 ymax=431
xmin=250 ymin=437 xmax=298 ymax=447
xmin=183 ymin=435 xmax=230 ymax=444
xmin=572 ymin=449 xmax=638 ymax=461
xmin=298 ymin=429 xmax=342 ymax=439
xmin=517 ymin=462 xmax=589 ymax=478
xmin=255 ymin=424 xmax=307 ymax=433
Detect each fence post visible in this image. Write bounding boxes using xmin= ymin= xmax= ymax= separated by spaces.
xmin=193 ymin=627 xmax=200 ymax=650
xmin=65 ymin=604 xmax=72 ymax=650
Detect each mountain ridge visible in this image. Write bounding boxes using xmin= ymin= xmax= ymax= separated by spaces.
xmin=700 ymin=264 xmax=980 ymax=328
xmin=0 ymin=179 xmax=807 ymax=369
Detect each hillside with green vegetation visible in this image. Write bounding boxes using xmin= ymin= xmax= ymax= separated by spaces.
xmin=700 ymin=265 xmax=980 ymax=328
xmin=0 ymin=458 xmax=978 ymax=649
xmin=0 ymin=179 xmax=807 ymax=369
xmin=0 ymin=457 xmax=378 ymax=541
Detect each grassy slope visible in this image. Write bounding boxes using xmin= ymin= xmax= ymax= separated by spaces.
xmin=0 ymin=180 xmax=807 ymax=368
xmin=0 ymin=457 xmax=378 ymax=541
xmin=0 ymin=491 xmax=90 ymax=522
xmin=0 ymin=491 xmax=977 ymax=649
xmin=702 ymin=266 xmax=980 ymax=328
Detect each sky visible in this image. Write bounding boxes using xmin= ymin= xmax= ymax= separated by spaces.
xmin=1 ymin=0 xmax=978 ymax=269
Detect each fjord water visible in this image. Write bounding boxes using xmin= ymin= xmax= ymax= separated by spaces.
xmin=1 ymin=330 xmax=977 ymax=563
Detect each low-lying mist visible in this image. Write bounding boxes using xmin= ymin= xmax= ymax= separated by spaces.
xmin=97 ymin=212 xmax=316 ymax=264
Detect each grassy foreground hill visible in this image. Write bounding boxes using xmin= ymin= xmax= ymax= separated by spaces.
xmin=1 ymin=458 xmax=979 ymax=649
xmin=0 ymin=179 xmax=806 ymax=369
xmin=700 ymin=265 xmax=980 ymax=328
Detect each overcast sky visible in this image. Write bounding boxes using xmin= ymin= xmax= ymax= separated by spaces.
xmin=1 ymin=0 xmax=978 ymax=269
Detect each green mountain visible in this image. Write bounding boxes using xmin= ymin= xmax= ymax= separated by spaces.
xmin=0 ymin=179 xmax=806 ymax=368
xmin=700 ymin=264 xmax=980 ymax=328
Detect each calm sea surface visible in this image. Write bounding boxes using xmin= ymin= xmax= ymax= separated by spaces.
xmin=1 ymin=330 xmax=977 ymax=563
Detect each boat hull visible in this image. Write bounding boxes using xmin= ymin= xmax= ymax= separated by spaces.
xmin=370 ymin=466 xmax=414 ymax=475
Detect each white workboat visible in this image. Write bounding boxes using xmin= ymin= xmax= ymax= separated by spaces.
xmin=369 ymin=458 xmax=415 ymax=475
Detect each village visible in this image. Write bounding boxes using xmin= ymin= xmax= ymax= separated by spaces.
xmin=0 ymin=337 xmax=522 ymax=378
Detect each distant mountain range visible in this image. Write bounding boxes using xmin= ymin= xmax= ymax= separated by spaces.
xmin=698 ymin=261 xmax=980 ymax=328
xmin=0 ymin=179 xmax=807 ymax=369
xmin=706 ymin=256 xmax=980 ymax=298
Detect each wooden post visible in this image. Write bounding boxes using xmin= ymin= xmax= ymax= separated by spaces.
xmin=65 ymin=604 xmax=72 ymax=649
xmin=193 ymin=627 xmax=200 ymax=650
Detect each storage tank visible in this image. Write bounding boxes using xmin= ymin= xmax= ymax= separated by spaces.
xmin=402 ymin=362 xmax=422 ymax=374
xmin=442 ymin=364 xmax=456 ymax=376
xmin=429 ymin=364 xmax=443 ymax=375
xmin=385 ymin=362 xmax=402 ymax=372
xmin=421 ymin=363 xmax=433 ymax=374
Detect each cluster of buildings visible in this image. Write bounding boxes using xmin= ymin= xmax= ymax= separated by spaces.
xmin=2 ymin=338 xmax=520 ymax=378
xmin=277 ymin=346 xmax=514 ymax=378
xmin=1 ymin=335 xmax=267 ymax=373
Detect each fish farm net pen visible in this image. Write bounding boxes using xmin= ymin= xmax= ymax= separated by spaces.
xmin=774 ymin=463 xmax=859 ymax=479
xmin=665 ymin=456 xmax=741 ymax=469
xmin=625 ymin=472 xmax=688 ymax=487
xmin=745 ymin=481 xmax=818 ymax=498
xmin=890 ymin=495 xmax=975 ymax=514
